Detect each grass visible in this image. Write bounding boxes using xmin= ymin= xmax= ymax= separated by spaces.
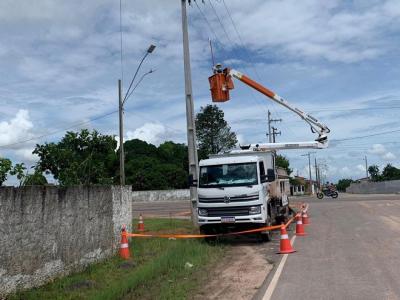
xmin=9 ymin=219 xmax=225 ymax=300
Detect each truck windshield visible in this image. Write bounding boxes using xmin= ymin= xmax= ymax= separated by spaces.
xmin=199 ymin=163 xmax=258 ymax=188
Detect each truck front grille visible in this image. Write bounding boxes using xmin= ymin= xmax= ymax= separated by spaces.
xmin=206 ymin=206 xmax=253 ymax=217
xmin=199 ymin=193 xmax=259 ymax=203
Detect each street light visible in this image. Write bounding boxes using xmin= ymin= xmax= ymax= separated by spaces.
xmin=118 ymin=44 xmax=156 ymax=185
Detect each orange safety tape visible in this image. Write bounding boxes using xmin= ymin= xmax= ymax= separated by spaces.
xmin=126 ymin=224 xmax=282 ymax=239
xmin=126 ymin=202 xmax=309 ymax=239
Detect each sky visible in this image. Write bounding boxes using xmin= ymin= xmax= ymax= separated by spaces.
xmin=1 ymin=0 xmax=400 ymax=184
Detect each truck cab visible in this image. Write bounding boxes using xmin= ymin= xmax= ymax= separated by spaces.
xmin=197 ymin=149 xmax=289 ymax=240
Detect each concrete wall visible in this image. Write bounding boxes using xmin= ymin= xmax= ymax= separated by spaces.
xmin=346 ymin=180 xmax=400 ymax=194
xmin=0 ymin=185 xmax=132 ymax=296
xmin=132 ymin=189 xmax=190 ymax=202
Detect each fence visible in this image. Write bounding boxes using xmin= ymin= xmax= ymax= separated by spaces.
xmin=346 ymin=180 xmax=400 ymax=194
xmin=0 ymin=185 xmax=132 ymax=296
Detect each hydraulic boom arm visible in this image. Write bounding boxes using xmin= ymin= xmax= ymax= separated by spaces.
xmin=208 ymin=64 xmax=330 ymax=147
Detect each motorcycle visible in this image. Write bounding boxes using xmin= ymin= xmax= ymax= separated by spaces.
xmin=317 ymin=188 xmax=338 ymax=199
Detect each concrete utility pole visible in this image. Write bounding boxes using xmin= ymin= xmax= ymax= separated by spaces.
xmin=267 ymin=110 xmax=281 ymax=143
xmin=271 ymin=126 xmax=281 ymax=143
xmin=302 ymin=152 xmax=316 ymax=194
xmin=314 ymin=156 xmax=319 ymax=191
xmin=181 ymin=0 xmax=199 ymax=224
xmin=118 ymin=79 xmax=125 ymax=186
xmin=364 ymin=156 xmax=368 ymax=178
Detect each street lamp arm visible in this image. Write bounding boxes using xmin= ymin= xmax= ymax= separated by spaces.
xmin=123 ymin=44 xmax=156 ymax=104
xmin=123 ymin=69 xmax=156 ymax=104
xmin=123 ymin=52 xmax=149 ymax=103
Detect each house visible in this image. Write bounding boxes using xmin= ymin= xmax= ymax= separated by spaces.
xmin=290 ymin=175 xmax=306 ymax=196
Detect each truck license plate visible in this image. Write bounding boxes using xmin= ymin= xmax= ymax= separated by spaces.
xmin=221 ymin=217 xmax=235 ymax=223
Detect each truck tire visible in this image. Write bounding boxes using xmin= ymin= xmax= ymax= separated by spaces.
xmin=258 ymin=218 xmax=272 ymax=242
xmin=200 ymin=227 xmax=217 ymax=243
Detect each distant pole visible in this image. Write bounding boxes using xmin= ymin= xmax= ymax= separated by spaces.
xmin=181 ymin=0 xmax=199 ymax=224
xmin=267 ymin=111 xmax=281 ymax=143
xmin=364 ymin=156 xmax=368 ymax=178
xmin=118 ymin=79 xmax=125 ymax=185
xmin=271 ymin=127 xmax=281 ymax=143
xmin=267 ymin=110 xmax=272 ymax=143
xmin=302 ymin=152 xmax=315 ymax=194
xmin=314 ymin=157 xmax=318 ymax=190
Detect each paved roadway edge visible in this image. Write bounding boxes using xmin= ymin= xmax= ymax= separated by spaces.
xmin=252 ymin=231 xmax=297 ymax=300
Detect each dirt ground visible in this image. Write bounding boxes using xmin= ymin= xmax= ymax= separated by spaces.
xmin=193 ymin=236 xmax=279 ymax=300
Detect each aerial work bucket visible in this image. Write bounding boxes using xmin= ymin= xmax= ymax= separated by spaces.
xmin=208 ymin=68 xmax=234 ymax=102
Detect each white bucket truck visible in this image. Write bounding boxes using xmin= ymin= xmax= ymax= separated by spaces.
xmin=196 ymin=63 xmax=332 ymax=240
xmin=197 ymin=146 xmax=290 ymax=241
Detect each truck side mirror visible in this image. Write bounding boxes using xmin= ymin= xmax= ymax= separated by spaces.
xmin=267 ymin=169 xmax=276 ymax=182
xmin=188 ymin=174 xmax=198 ymax=187
xmin=260 ymin=174 xmax=267 ymax=183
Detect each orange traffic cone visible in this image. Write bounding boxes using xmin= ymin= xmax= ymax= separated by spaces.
xmin=119 ymin=225 xmax=130 ymax=260
xmin=302 ymin=211 xmax=310 ymax=225
xmin=137 ymin=214 xmax=145 ymax=232
xmin=278 ymin=226 xmax=296 ymax=254
xmin=295 ymin=214 xmax=307 ymax=236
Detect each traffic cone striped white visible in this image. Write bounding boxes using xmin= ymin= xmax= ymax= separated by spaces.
xmin=302 ymin=211 xmax=310 ymax=225
xmin=137 ymin=214 xmax=145 ymax=232
xmin=119 ymin=225 xmax=130 ymax=260
xmin=296 ymin=214 xmax=307 ymax=236
xmin=279 ymin=226 xmax=296 ymax=254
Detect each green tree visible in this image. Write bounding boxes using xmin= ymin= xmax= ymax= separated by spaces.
xmin=195 ymin=104 xmax=237 ymax=159
xmin=23 ymin=168 xmax=48 ymax=186
xmin=382 ymin=164 xmax=400 ymax=180
xmin=10 ymin=163 xmax=27 ymax=185
xmin=276 ymin=155 xmax=292 ymax=175
xmin=33 ymin=129 xmax=118 ymax=186
xmin=336 ymin=178 xmax=354 ymax=192
xmin=368 ymin=165 xmax=380 ymax=181
xmin=0 ymin=157 xmax=12 ymax=186
xmin=124 ymin=139 xmax=189 ymax=190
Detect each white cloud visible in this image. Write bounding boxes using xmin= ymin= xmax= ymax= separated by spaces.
xmin=227 ymin=0 xmax=399 ymax=63
xmin=356 ymin=164 xmax=365 ymax=172
xmin=126 ymin=122 xmax=167 ymax=146
xmin=0 ymin=110 xmax=33 ymax=149
xmin=15 ymin=148 xmax=38 ymax=163
xmin=369 ymin=143 xmax=386 ymax=155
xmin=383 ymin=152 xmax=396 ymax=161
xmin=368 ymin=144 xmax=397 ymax=162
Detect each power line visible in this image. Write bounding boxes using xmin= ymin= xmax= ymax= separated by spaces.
xmin=192 ymin=1 xmax=271 ymax=123
xmin=219 ymin=0 xmax=300 ymax=140
xmin=0 ymin=107 xmax=186 ymax=149
xmin=207 ymin=0 xmax=234 ymax=44
xmin=332 ymin=128 xmax=400 ymax=142
xmin=0 ymin=110 xmax=118 ymax=149
xmin=193 ymin=0 xmax=219 ymax=42
xmin=119 ymin=0 xmax=124 ymax=85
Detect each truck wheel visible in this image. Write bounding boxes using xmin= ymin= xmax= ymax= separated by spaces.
xmin=200 ymin=227 xmax=217 ymax=243
xmin=259 ymin=232 xmax=271 ymax=242
xmin=258 ymin=219 xmax=272 ymax=242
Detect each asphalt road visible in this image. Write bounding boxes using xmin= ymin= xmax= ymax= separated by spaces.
xmin=265 ymin=193 xmax=400 ymax=300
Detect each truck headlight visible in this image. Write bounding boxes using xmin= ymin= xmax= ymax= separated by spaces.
xmin=249 ymin=206 xmax=261 ymax=215
xmin=198 ymin=208 xmax=208 ymax=216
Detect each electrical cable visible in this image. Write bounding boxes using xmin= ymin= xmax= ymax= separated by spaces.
xmin=0 ymin=110 xmax=118 ymax=149
xmin=207 ymin=0 xmax=234 ymax=44
xmin=221 ymin=0 xmax=301 ymax=140
xmin=119 ymin=0 xmax=124 ymax=86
